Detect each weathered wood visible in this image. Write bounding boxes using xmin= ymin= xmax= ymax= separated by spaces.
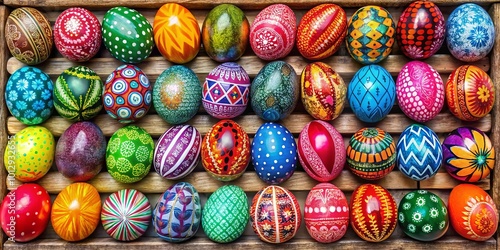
xmin=420 ymin=172 xmax=491 ymax=190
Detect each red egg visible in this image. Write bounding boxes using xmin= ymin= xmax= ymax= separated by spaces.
xmin=297 ymin=4 xmax=347 ymax=60
xmin=0 ymin=183 xmax=51 ymax=242
xmin=304 ymin=183 xmax=348 ymax=243
xmin=298 ymin=120 xmax=345 ymax=182
xmin=350 ymin=184 xmax=397 ymax=242
xmin=250 ymin=4 xmax=296 ymax=61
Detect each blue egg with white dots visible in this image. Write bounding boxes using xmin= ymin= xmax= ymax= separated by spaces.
xmin=251 ymin=122 xmax=297 ymax=184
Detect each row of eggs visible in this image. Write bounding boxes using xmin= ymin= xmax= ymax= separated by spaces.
xmin=0 ymin=182 xmax=497 ymax=244
xmin=5 ymin=2 xmax=495 ymax=66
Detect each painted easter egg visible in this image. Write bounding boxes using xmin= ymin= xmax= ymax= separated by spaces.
xmin=347 ymin=128 xmax=396 ymax=180
xmin=5 ymin=7 xmax=52 ymax=65
xmin=346 ymin=6 xmax=395 ymax=64
xmin=153 ymin=125 xmax=201 ymax=180
xmin=250 ymin=185 xmax=301 ymax=243
xmin=103 ymin=64 xmax=152 ymax=123
xmin=442 ymin=127 xmax=494 ymax=182
xmin=102 ymin=7 xmax=153 ymax=63
xmin=5 ymin=66 xmax=54 ymax=125
xmin=4 ymin=126 xmax=54 ymax=182
xmin=448 ymin=184 xmax=498 ymax=241
xmin=397 ymin=1 xmax=445 ymax=60
xmin=445 ymin=65 xmax=495 ymax=121
xmin=202 ymin=4 xmax=249 ymax=62
xmin=296 ymin=4 xmax=347 ymax=60
xmin=106 ymin=125 xmax=154 ymax=183
xmin=397 ymin=124 xmax=442 ymax=181
xmin=298 ymin=120 xmax=345 ymax=182
xmin=250 ymin=4 xmax=296 ymax=60
xmin=53 ymin=7 xmax=101 ymax=62
xmin=202 ymin=62 xmax=251 ymax=119
xmin=304 ymin=183 xmax=348 ymax=243
xmin=0 ymin=183 xmax=51 ymax=242
xmin=201 ymin=120 xmax=250 ymax=181
xmin=301 ymin=62 xmax=347 ymax=121
xmin=252 ymin=122 xmax=297 ymax=184
xmin=51 ymin=183 xmax=101 ymax=242
xmin=250 ymin=61 xmax=299 ymax=121
xmin=54 ymin=66 xmax=103 ymax=121
xmin=350 ymin=184 xmax=397 ymax=242
xmin=202 ymin=185 xmax=249 ymax=243
xmin=446 ymin=3 xmax=495 ymax=62
xmin=396 ymin=61 xmax=445 ymax=123
xmin=153 ymin=65 xmax=202 ymax=125
xmin=348 ymin=65 xmax=395 ymax=123
xmin=102 ymin=189 xmax=151 ymax=241
xmin=153 ymin=3 xmax=200 ymax=64
xmin=153 ymin=182 xmax=201 ymax=242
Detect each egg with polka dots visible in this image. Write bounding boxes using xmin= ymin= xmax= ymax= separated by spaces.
xmin=251 ymin=122 xmax=297 ymax=184
xmin=102 ymin=7 xmax=153 ymax=64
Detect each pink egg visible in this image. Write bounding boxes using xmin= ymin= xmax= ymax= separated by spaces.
xmin=396 ymin=61 xmax=444 ymax=122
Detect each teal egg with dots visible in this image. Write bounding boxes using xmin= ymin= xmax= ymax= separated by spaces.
xmin=102 ymin=7 xmax=153 ymax=63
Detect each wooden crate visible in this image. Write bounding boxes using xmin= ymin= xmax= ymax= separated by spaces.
xmin=0 ymin=1 xmax=500 ymax=249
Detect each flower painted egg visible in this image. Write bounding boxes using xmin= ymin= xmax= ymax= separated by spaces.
xmin=56 ymin=121 xmax=106 ymax=182
xmin=396 ymin=1 xmax=445 ymax=60
xmin=54 ymin=66 xmax=103 ymax=121
xmin=298 ymin=120 xmax=345 ymax=182
xmin=348 ymin=65 xmax=395 ymax=123
xmin=202 ymin=120 xmax=250 ymax=181
xmin=446 ymin=3 xmax=495 ymax=62
xmin=347 ymin=6 xmax=395 ymax=64
xmin=397 ymin=124 xmax=442 ymax=181
xmin=202 ymin=4 xmax=249 ymax=62
xmin=296 ymin=4 xmax=347 ymax=60
xmin=106 ymin=125 xmax=154 ymax=183
xmin=442 ymin=127 xmax=494 ymax=183
xmin=350 ymin=184 xmax=397 ymax=242
xmin=6 ymin=66 xmax=54 ymax=125
xmin=305 ymin=183 xmax=348 ymax=243
xmin=102 ymin=7 xmax=153 ymax=63
xmin=347 ymin=128 xmax=396 ymax=180
xmin=153 ymin=65 xmax=202 ymax=125
xmin=104 ymin=64 xmax=152 ymax=123
xmin=153 ymin=182 xmax=201 ymax=242
xmin=202 ymin=185 xmax=249 ymax=243
xmin=202 ymin=62 xmax=251 ymax=119
xmin=301 ymin=62 xmax=346 ymax=121
xmin=398 ymin=190 xmax=449 ymax=241
xmin=250 ymin=4 xmax=296 ymax=61
xmin=250 ymin=61 xmax=299 ymax=121
xmin=252 ymin=122 xmax=297 ymax=184
xmin=153 ymin=3 xmax=200 ymax=64
xmin=0 ymin=183 xmax=51 ymax=242
xmin=4 ymin=126 xmax=54 ymax=182
xmin=5 ymin=7 xmax=52 ymax=65
xmin=250 ymin=185 xmax=301 ymax=243
xmin=445 ymin=65 xmax=495 ymax=121
xmin=396 ymin=61 xmax=444 ymax=123
xmin=154 ymin=125 xmax=201 ymax=180
xmin=102 ymin=189 xmax=151 ymax=241
xmin=51 ymin=182 xmax=101 ymax=241
xmin=448 ymin=184 xmax=498 ymax=241
xmin=53 ymin=7 xmax=101 ymax=62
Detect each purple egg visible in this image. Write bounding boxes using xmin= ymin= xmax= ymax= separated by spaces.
xmin=55 ymin=121 xmax=106 ymax=181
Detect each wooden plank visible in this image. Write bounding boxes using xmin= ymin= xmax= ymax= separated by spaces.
xmin=420 ymin=172 xmax=491 ymax=190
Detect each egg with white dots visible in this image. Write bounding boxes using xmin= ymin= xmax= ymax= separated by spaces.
xmin=251 ymin=122 xmax=297 ymax=184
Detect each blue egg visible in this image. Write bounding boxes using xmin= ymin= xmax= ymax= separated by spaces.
xmin=348 ymin=65 xmax=396 ymax=123
xmin=251 ymin=122 xmax=297 ymax=184
xmin=6 ymin=66 xmax=54 ymax=125
xmin=446 ymin=3 xmax=495 ymax=62
xmin=397 ymin=124 xmax=442 ymax=181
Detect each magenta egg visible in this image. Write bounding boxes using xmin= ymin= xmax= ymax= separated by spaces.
xmin=396 ymin=61 xmax=444 ymax=122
